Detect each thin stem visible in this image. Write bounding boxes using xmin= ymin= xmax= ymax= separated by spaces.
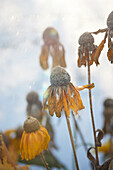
xmin=65 ymin=112 xmax=79 ymax=170
xmin=72 ymin=113 xmax=88 ymax=152
xmin=87 ymin=57 xmax=99 ymax=166
xmin=40 ymin=152 xmax=49 ymax=170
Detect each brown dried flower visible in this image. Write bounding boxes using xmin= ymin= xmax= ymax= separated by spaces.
xmin=39 ymin=27 xmax=66 ymax=70
xmin=43 ymin=66 xmax=94 ymax=118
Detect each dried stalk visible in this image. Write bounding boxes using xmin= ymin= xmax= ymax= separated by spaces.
xmin=65 ymin=112 xmax=79 ymax=170
xmin=87 ymin=56 xmax=99 ymax=166
xmin=40 ymin=152 xmax=49 ymax=170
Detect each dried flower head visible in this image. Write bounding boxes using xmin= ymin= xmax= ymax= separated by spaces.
xmin=106 ymin=11 xmax=113 ymax=63
xmin=43 ymin=66 xmax=94 ymax=118
xmin=78 ymin=32 xmax=100 ymax=67
xmin=26 ymin=91 xmax=43 ymax=120
xmin=39 ymin=27 xmax=66 ymax=70
xmin=103 ymin=98 xmax=113 ymax=134
xmin=107 ymin=11 xmax=113 ymax=32
xmin=20 ymin=116 xmax=50 ymax=160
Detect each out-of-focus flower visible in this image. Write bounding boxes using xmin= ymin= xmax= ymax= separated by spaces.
xmin=98 ymin=140 xmax=113 ymax=154
xmin=26 ymin=91 xmax=56 ymax=150
xmin=43 ymin=66 xmax=94 ymax=118
xmin=77 ymin=32 xmax=106 ymax=67
xmin=107 ymin=11 xmax=113 ymax=63
xmin=102 ymin=98 xmax=113 ymax=134
xmin=39 ymin=27 xmax=66 ymax=70
xmin=26 ymin=91 xmax=43 ymax=121
xmin=20 ymin=116 xmax=50 ymax=161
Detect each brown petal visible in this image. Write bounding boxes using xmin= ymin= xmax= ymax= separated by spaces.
xmin=70 ymin=83 xmax=85 ymax=110
xmin=93 ymin=33 xmax=107 ymax=66
xmin=63 ymin=88 xmax=70 ymax=117
xmin=43 ymin=86 xmax=51 ymax=110
xmin=48 ymin=88 xmax=56 ymax=116
xmin=40 ymin=44 xmax=49 ymax=70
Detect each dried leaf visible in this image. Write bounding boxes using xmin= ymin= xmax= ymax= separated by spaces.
xmin=87 ymin=147 xmax=97 ymax=166
xmin=96 ymin=129 xmax=104 ymax=147
xmin=97 ymin=158 xmax=113 ymax=170
xmin=40 ymin=44 xmax=49 ymax=70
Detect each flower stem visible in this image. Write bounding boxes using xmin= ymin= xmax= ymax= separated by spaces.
xmin=72 ymin=113 xmax=88 ymax=152
xmin=65 ymin=112 xmax=79 ymax=170
xmin=40 ymin=152 xmax=49 ymax=170
xmin=87 ymin=57 xmax=99 ymax=166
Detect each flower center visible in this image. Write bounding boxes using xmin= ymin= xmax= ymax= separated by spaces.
xmin=50 ymin=66 xmax=71 ymax=86
xmin=79 ymin=32 xmax=94 ymax=46
xmin=24 ymin=116 xmax=40 ymax=133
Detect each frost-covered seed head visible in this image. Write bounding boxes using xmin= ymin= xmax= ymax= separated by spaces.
xmin=26 ymin=91 xmax=39 ymax=104
xmin=50 ymin=66 xmax=71 ymax=86
xmin=79 ymin=32 xmax=94 ymax=46
xmin=24 ymin=116 xmax=40 ymax=133
xmin=107 ymin=11 xmax=113 ymax=30
xmin=104 ymin=98 xmax=113 ymax=107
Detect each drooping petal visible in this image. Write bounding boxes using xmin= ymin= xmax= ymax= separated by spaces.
xmin=63 ymin=87 xmax=70 ymax=117
xmin=70 ymin=97 xmax=79 ymax=114
xmin=76 ymin=83 xmax=94 ymax=91
xmin=48 ymin=88 xmax=56 ymax=116
xmin=43 ymin=86 xmax=51 ymax=110
xmin=70 ymin=83 xmax=85 ymax=110
xmin=107 ymin=40 xmax=113 ymax=63
xmin=40 ymin=44 xmax=49 ymax=70
xmin=55 ymin=87 xmax=63 ymax=117
xmin=93 ymin=32 xmax=107 ymax=66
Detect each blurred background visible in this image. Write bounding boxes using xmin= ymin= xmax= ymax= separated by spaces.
xmin=0 ymin=0 xmax=113 ymax=169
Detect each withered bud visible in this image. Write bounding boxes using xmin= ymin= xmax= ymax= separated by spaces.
xmin=50 ymin=66 xmax=71 ymax=86
xmin=26 ymin=91 xmax=39 ymax=104
xmin=43 ymin=27 xmax=59 ymax=44
xmin=24 ymin=116 xmax=40 ymax=133
xmin=104 ymin=98 xmax=113 ymax=107
xmin=79 ymin=32 xmax=94 ymax=46
xmin=107 ymin=11 xmax=113 ymax=30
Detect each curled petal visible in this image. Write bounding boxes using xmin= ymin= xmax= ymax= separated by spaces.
xmin=76 ymin=83 xmax=95 ymax=91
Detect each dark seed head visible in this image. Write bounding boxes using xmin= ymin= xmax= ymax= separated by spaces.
xmin=43 ymin=27 xmax=59 ymax=44
xmin=79 ymin=32 xmax=94 ymax=46
xmin=107 ymin=11 xmax=113 ymax=30
xmin=24 ymin=116 xmax=40 ymax=133
xmin=26 ymin=91 xmax=39 ymax=104
xmin=104 ymin=98 xmax=113 ymax=107
xmin=50 ymin=66 xmax=71 ymax=86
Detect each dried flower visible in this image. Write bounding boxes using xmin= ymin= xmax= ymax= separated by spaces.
xmin=26 ymin=91 xmax=43 ymax=120
xmin=102 ymin=98 xmax=113 ymax=134
xmin=107 ymin=11 xmax=113 ymax=63
xmin=43 ymin=66 xmax=94 ymax=118
xmin=20 ymin=116 xmax=50 ymax=161
xmin=77 ymin=32 xmax=106 ymax=67
xmin=98 ymin=140 xmax=113 ymax=154
xmin=39 ymin=27 xmax=66 ymax=70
